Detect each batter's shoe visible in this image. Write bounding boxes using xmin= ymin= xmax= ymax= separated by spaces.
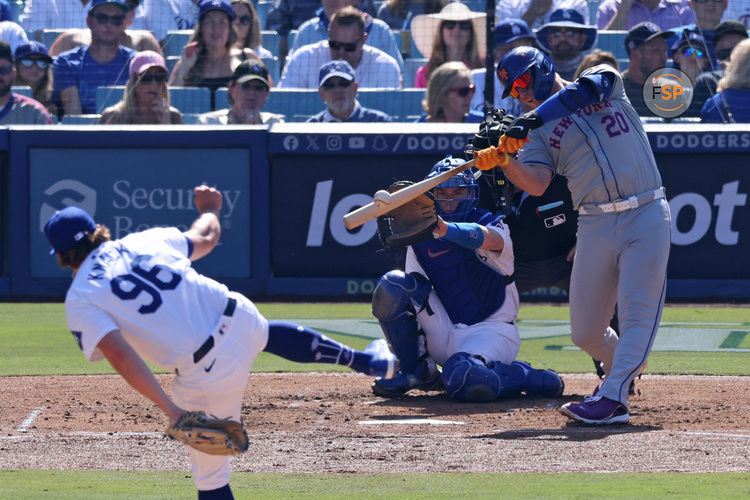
xmin=372 ymin=361 xmax=443 ymax=398
xmin=560 ymin=395 xmax=630 ymax=425
xmin=363 ymin=339 xmax=398 ymax=379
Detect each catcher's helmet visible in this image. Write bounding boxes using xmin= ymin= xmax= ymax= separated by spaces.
xmin=426 ymin=156 xmax=479 ymax=221
xmin=497 ymin=46 xmax=556 ymax=101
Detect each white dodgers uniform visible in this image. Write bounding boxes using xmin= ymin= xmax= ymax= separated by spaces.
xmin=405 ymin=210 xmax=520 ymax=366
xmin=519 ymin=64 xmax=671 ymax=405
xmin=64 ymin=227 xmax=268 ymax=490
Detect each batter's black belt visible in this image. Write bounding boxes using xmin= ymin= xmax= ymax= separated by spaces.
xmin=192 ymin=297 xmax=237 ymax=363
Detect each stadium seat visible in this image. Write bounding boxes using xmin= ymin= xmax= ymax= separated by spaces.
xmin=617 ymin=57 xmax=630 ymax=71
xmin=61 ymin=114 xmax=101 ymax=124
xmin=169 ymin=87 xmax=212 ymax=113
xmin=463 ymin=0 xmax=485 ymax=12
xmin=11 ymin=86 xmax=33 ymax=98
xmin=40 ymin=29 xmax=65 ymax=50
xmin=96 ymin=85 xmax=125 ymax=113
xmin=264 ymin=89 xmax=320 ymax=121
xmin=403 ymin=58 xmax=426 ymax=88
xmin=596 ymin=30 xmax=628 ymax=60
xmin=215 ymin=87 xmax=229 ymax=110
xmin=392 ymin=30 xmax=403 ymax=57
xmin=357 ymin=89 xmax=425 ymax=121
xmin=263 ymin=56 xmax=281 ymax=85
xmin=166 ymin=55 xmax=180 ymax=76
xmin=256 ymin=1 xmax=273 ymax=29
xmin=261 ymin=30 xmax=281 ymax=56
xmin=163 ymin=30 xmax=193 ymax=57
xmin=287 ymin=30 xmax=298 ymax=52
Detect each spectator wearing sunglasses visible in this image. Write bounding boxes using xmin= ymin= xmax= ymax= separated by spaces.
xmin=418 ymin=61 xmax=483 ymax=122
xmin=692 ymin=20 xmax=748 ymax=115
xmin=308 ymin=59 xmax=391 ymax=122
xmin=701 ymin=38 xmax=750 ymax=122
xmin=280 ymin=6 xmax=400 ymax=88
xmin=377 ymin=0 xmax=447 ymax=31
xmin=621 ymin=21 xmax=672 ymax=115
xmin=170 ymin=0 xmax=261 ymax=109
xmin=291 ymin=0 xmax=403 ymax=71
xmin=496 ymin=0 xmax=589 ymax=31
xmin=0 ymin=41 xmax=52 ymax=124
xmin=52 ymin=0 xmax=137 ymax=116
xmin=671 ymin=30 xmax=710 ymax=84
xmin=470 ymin=19 xmax=533 ymax=116
xmin=99 ymin=50 xmax=182 ymax=124
xmin=13 ymin=41 xmax=58 ymax=117
xmin=231 ymin=0 xmax=272 ymax=59
xmin=0 ymin=20 xmax=29 ymax=55
xmin=198 ymin=59 xmax=283 ymax=124
xmin=597 ymin=0 xmax=694 ymax=31
xmin=411 ymin=3 xmax=485 ymax=88
xmin=536 ymin=9 xmax=598 ymax=81
xmin=48 ymin=0 xmax=162 ymax=59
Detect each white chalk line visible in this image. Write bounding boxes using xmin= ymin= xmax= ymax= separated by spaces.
xmin=16 ymin=407 xmax=44 ymax=432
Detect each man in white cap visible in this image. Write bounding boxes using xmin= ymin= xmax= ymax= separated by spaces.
xmin=536 ymin=8 xmax=598 ymax=80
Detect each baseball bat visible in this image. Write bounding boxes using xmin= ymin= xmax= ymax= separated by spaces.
xmin=342 ymin=158 xmax=476 ymax=230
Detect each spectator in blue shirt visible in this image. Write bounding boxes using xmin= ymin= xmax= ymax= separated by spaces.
xmin=292 ymin=0 xmax=404 ymax=70
xmin=52 ymin=0 xmax=136 ymax=115
xmin=701 ymin=38 xmax=750 ymax=123
xmin=417 ymin=60 xmax=483 ymax=122
xmin=308 ymin=59 xmax=391 ymax=121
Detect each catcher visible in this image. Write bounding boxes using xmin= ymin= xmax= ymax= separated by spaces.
xmin=370 ymin=154 xmax=564 ymax=402
xmin=42 ymin=186 xmax=396 ymax=499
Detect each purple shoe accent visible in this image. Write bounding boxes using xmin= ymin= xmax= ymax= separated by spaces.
xmin=560 ymin=395 xmax=630 ymax=425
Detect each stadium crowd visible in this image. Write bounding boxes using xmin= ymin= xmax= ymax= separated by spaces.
xmin=0 ymin=0 xmax=746 ymax=124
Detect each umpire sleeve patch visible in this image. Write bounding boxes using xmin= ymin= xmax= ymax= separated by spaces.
xmin=544 ymin=214 xmax=567 ymax=228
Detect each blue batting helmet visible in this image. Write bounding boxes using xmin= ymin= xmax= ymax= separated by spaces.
xmin=426 ymin=156 xmax=479 ymax=221
xmin=497 ymin=46 xmax=556 ymax=101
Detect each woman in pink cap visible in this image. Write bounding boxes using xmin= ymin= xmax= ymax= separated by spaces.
xmin=99 ymin=50 xmax=183 ymax=124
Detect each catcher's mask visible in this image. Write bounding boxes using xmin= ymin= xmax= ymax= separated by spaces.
xmin=426 ymin=156 xmax=479 ymax=221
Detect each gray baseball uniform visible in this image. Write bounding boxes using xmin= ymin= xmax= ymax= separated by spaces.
xmin=519 ymin=64 xmax=671 ymax=404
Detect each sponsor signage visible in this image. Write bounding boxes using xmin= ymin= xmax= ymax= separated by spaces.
xmin=29 ymin=147 xmax=252 ymax=279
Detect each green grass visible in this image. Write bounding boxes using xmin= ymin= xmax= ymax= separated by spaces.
xmin=0 ymin=471 xmax=748 ymax=499
xmin=1 ymin=303 xmax=749 ymax=376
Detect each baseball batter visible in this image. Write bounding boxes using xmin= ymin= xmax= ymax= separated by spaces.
xmin=475 ymin=47 xmax=671 ymax=424
xmin=371 ymin=156 xmax=564 ymax=402
xmin=43 ymin=186 xmax=396 ymax=499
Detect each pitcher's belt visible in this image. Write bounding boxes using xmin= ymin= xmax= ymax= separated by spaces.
xmin=578 ymin=187 xmax=665 ymax=215
xmin=193 ymin=297 xmax=237 ymax=363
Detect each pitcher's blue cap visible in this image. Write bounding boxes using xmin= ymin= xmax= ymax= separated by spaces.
xmin=44 ymin=207 xmax=96 ymax=255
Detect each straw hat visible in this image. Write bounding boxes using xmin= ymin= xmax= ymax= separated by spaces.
xmin=410 ymin=2 xmax=486 ymax=60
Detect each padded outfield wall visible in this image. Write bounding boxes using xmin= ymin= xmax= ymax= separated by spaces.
xmin=1 ymin=123 xmax=748 ymax=300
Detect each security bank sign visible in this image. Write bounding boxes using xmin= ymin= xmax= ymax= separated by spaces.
xmin=29 ymin=147 xmax=251 ymax=279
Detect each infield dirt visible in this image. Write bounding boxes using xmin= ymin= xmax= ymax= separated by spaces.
xmin=1 ymin=373 xmax=749 ymax=473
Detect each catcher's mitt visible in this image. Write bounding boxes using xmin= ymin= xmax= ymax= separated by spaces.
xmin=166 ymin=411 xmax=248 ymax=456
xmin=377 ymin=180 xmax=438 ymax=249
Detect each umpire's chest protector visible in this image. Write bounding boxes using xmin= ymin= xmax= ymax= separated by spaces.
xmin=413 ymin=238 xmax=508 ymax=326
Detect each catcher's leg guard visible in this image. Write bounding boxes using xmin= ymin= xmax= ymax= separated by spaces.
xmin=510 ymin=360 xmax=564 ymax=397
xmin=442 ymin=352 xmax=504 ymax=402
xmin=371 ymin=270 xmax=432 ymax=374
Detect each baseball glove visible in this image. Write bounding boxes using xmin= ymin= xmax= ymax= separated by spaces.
xmin=165 ymin=411 xmax=248 ymax=456
xmin=376 ymin=180 xmax=438 ymax=249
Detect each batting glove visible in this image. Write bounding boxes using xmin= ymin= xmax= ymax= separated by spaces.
xmin=473 ymin=146 xmax=510 ymax=171
xmin=504 ymin=110 xmax=544 ymax=140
